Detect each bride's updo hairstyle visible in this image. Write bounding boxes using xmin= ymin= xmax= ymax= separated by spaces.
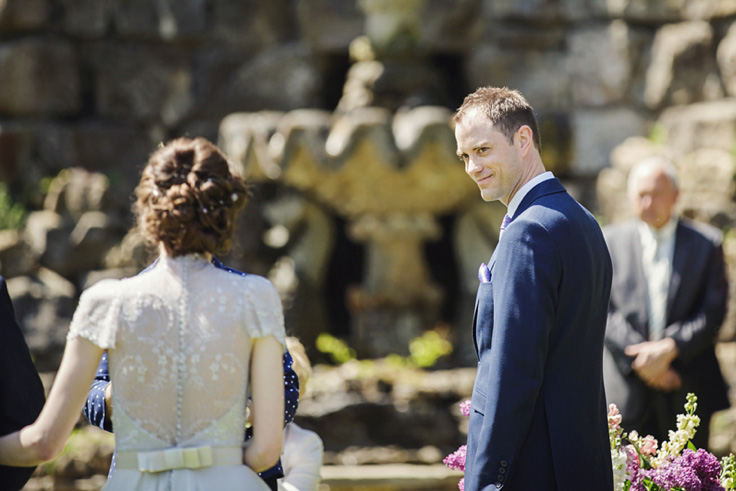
xmin=134 ymin=137 xmax=247 ymax=257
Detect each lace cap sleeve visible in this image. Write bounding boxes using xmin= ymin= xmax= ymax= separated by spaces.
xmin=242 ymin=275 xmax=286 ymax=348
xmin=66 ymin=279 xmax=121 ymax=349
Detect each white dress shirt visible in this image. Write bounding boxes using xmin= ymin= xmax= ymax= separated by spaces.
xmin=498 ymin=172 xmax=555 ymax=239
xmin=638 ymin=217 xmax=677 ymax=341
xmin=506 ymin=171 xmax=555 ymax=219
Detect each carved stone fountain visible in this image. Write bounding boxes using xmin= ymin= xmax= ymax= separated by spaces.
xmin=218 ymin=0 xmax=497 ymax=358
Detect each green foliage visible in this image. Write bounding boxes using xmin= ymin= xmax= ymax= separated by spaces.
xmin=316 ymin=329 xmax=453 ymax=368
xmin=316 ymin=333 xmax=356 ymax=364
xmin=408 ymin=329 xmax=453 ymax=367
xmin=648 ymin=123 xmax=668 ymax=146
xmin=0 ymin=183 xmax=26 ymax=230
xmin=40 ymin=176 xmax=54 ymax=195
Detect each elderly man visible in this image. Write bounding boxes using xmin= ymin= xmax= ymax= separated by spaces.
xmin=603 ymin=156 xmax=730 ymax=449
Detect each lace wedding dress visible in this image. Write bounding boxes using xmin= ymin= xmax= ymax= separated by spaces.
xmin=68 ymin=255 xmax=285 ymax=490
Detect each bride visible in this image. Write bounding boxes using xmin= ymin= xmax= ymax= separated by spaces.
xmin=0 ymin=137 xmax=285 ymax=490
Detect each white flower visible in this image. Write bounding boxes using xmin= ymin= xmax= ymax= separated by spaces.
xmin=611 ymin=448 xmax=629 ymax=491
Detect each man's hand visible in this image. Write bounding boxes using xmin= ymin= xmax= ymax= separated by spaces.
xmin=625 ymin=337 xmax=679 ymax=387
xmin=645 ymin=367 xmax=682 ymax=391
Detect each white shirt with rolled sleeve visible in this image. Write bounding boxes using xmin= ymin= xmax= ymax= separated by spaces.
xmin=278 ymin=422 xmax=324 ymax=491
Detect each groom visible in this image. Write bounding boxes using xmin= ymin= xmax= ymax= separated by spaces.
xmin=454 ymin=86 xmax=613 ymax=490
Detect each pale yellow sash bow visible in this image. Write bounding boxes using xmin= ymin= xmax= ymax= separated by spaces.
xmin=116 ymin=445 xmax=242 ymax=473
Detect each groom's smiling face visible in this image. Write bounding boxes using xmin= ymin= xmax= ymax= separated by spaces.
xmin=455 ymin=109 xmax=524 ymax=206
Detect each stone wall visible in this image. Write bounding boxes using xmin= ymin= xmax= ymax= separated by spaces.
xmin=1 ymin=1 xmax=735 ymax=198
xmin=3 ymin=0 xmax=736 ymax=365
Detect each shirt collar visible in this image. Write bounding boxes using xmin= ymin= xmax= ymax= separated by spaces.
xmin=507 ymin=171 xmax=554 ymax=219
xmin=638 ymin=215 xmax=678 ymax=243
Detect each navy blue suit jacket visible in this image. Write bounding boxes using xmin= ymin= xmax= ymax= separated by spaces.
xmin=83 ymin=257 xmax=299 ymax=481
xmin=465 ymin=179 xmax=614 ymax=490
xmin=0 ymin=276 xmax=46 ymax=490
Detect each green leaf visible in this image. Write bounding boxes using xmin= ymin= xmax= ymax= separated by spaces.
xmin=626 ymin=438 xmax=652 ymax=470
xmin=641 ymin=477 xmax=658 ymax=491
xmin=687 ymin=441 xmax=697 ymax=451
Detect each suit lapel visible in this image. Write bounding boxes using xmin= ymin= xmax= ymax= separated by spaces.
xmin=628 ymin=225 xmax=651 ymax=335
xmin=667 ymin=221 xmax=686 ymax=323
xmin=472 ymin=293 xmax=480 ymax=358
xmin=472 ymin=248 xmax=498 ymax=358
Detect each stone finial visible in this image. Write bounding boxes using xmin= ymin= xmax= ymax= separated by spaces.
xmin=358 ymin=0 xmax=425 ymax=56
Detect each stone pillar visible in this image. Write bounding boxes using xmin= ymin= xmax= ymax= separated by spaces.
xmin=347 ymin=212 xmax=443 ymax=357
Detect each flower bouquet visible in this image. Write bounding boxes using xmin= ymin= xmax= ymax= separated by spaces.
xmin=609 ymin=393 xmax=736 ymax=491
xmin=445 ymin=394 xmax=736 ymax=491
xmin=444 ymin=400 xmax=471 ymax=491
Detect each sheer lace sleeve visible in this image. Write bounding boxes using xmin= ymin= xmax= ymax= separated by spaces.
xmin=67 ymin=279 xmax=121 ymax=349
xmin=242 ymin=275 xmax=285 ymax=347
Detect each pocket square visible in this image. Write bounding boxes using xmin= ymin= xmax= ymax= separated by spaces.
xmin=478 ymin=262 xmax=490 ymax=283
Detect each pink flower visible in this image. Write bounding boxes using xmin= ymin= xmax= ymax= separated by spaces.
xmin=447 ymin=400 xmax=472 ymax=490
xmin=444 ymin=445 xmax=467 ymax=471
xmin=608 ymin=403 xmax=622 ymax=428
xmin=459 ymin=400 xmax=471 ymax=417
xmin=639 ymin=435 xmax=658 ymax=457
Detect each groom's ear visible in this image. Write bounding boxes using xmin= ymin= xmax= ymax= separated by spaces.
xmin=514 ymin=125 xmax=534 ymax=157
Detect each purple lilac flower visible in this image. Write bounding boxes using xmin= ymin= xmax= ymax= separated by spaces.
xmin=624 ymin=445 xmax=640 ymax=481
xmin=633 ymin=449 xmax=724 ymax=491
xmin=679 ymin=448 xmax=724 ymax=491
xmin=641 ymin=463 xmax=701 ymax=491
xmin=444 ymin=445 xmax=467 ymax=472
xmin=458 ymin=477 xmax=465 ymax=491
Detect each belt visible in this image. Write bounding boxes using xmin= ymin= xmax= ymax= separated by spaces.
xmin=116 ymin=445 xmax=243 ymax=473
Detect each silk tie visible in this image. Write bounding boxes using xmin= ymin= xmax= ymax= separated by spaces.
xmin=648 ymin=237 xmax=669 ymax=341
xmin=500 ymin=214 xmax=511 ymax=237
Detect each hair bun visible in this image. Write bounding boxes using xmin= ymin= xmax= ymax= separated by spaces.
xmin=134 ymin=137 xmax=247 ymax=256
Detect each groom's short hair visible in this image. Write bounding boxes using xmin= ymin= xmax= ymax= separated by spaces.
xmin=453 ymin=86 xmax=541 ymax=151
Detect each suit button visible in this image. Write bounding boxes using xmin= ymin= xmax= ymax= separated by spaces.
xmin=498 ymin=475 xmax=504 ymax=481
xmin=499 ymin=467 xmax=506 ymax=474
xmin=500 ymin=460 xmax=508 ymax=467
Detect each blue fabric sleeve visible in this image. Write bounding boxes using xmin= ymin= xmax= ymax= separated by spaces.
xmin=83 ymin=351 xmax=113 ymax=432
